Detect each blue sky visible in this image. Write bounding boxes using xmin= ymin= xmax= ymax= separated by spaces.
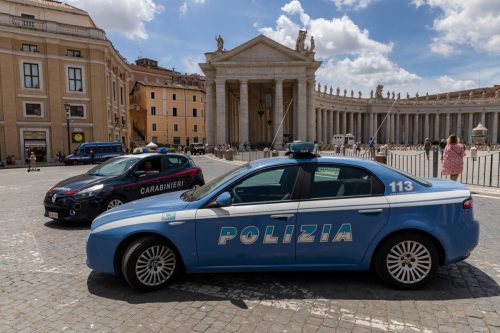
xmin=67 ymin=0 xmax=500 ymax=96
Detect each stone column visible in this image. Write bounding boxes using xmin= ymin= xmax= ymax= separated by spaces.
xmin=390 ymin=114 xmax=395 ymax=143
xmin=424 ymin=113 xmax=429 ymax=139
xmin=481 ymin=112 xmax=486 ymax=125
xmin=335 ymin=111 xmax=340 ymax=134
xmin=492 ymin=112 xmax=498 ymax=144
xmin=385 ymin=113 xmax=391 ymax=143
xmin=434 ymin=114 xmax=440 ymax=141
xmin=405 ymin=114 xmax=409 ymax=145
xmin=272 ymin=79 xmax=283 ymax=148
xmin=342 ymin=111 xmax=347 ymax=134
xmin=239 ymin=80 xmax=249 ymax=149
xmin=395 ymin=114 xmax=400 ymax=144
xmin=307 ymin=78 xmax=316 ymax=141
xmin=357 ymin=112 xmax=362 ymax=142
xmin=205 ymin=80 xmax=215 ymax=146
xmin=456 ymin=113 xmax=462 ymax=140
xmin=327 ymin=110 xmax=333 ymax=143
xmin=413 ymin=114 xmax=419 ymax=144
xmin=297 ymin=78 xmax=307 ymax=140
xmin=369 ymin=113 xmax=374 ymax=139
xmin=349 ymin=112 xmax=354 ymax=135
xmin=322 ymin=110 xmax=328 ymax=144
xmin=215 ymin=79 xmax=227 ymax=145
xmin=317 ymin=109 xmax=323 ymax=144
xmin=445 ymin=113 xmax=451 ymax=136
xmin=468 ymin=113 xmax=474 ymax=142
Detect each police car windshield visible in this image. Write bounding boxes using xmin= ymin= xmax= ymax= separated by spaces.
xmin=183 ymin=164 xmax=250 ymax=201
xmin=87 ymin=157 xmax=139 ymax=176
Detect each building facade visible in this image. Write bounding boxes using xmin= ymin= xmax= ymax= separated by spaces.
xmin=202 ymin=34 xmax=500 ymax=148
xmin=129 ymin=81 xmax=206 ymax=147
xmin=0 ymin=0 xmax=129 ymax=163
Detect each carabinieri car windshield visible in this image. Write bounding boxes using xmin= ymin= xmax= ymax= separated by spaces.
xmin=86 ymin=142 xmax=478 ymax=291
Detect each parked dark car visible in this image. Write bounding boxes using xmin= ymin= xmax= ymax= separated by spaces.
xmin=190 ymin=143 xmax=206 ymax=155
xmin=45 ymin=152 xmax=204 ymax=222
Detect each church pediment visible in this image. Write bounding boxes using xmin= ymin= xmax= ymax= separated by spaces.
xmin=212 ymin=35 xmax=313 ymax=63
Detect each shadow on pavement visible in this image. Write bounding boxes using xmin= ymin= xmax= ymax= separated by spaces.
xmin=44 ymin=219 xmax=90 ymax=230
xmin=87 ymin=261 xmax=500 ymax=305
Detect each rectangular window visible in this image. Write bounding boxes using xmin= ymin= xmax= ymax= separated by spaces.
xmin=25 ymin=103 xmax=41 ymax=116
xmin=69 ymin=105 xmax=84 ymax=118
xmin=192 ymin=95 xmax=197 ymax=102
xmin=151 ymin=106 xmax=156 ymax=116
xmin=192 ymin=108 xmax=197 ymax=117
xmin=120 ymin=87 xmax=124 ymax=105
xmin=172 ymin=93 xmax=176 ymax=101
xmin=66 ymin=49 xmax=81 ymax=57
xmin=23 ymin=63 xmax=39 ymax=89
xmin=174 ymin=124 xmax=178 ymax=132
xmin=151 ymin=91 xmax=155 ymax=99
xmin=173 ymin=107 xmax=177 ymax=117
xmin=152 ymin=123 xmax=157 ymax=131
xmin=173 ymin=137 xmax=180 ymax=145
xmin=22 ymin=44 xmax=37 ymax=52
xmin=112 ymin=81 xmax=116 ymax=100
xmin=193 ymin=125 xmax=198 ymax=132
xmin=68 ymin=67 xmax=83 ymax=91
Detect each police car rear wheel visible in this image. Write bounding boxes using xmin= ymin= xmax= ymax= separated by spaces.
xmin=121 ymin=237 xmax=179 ymax=291
xmin=375 ymin=233 xmax=438 ymax=289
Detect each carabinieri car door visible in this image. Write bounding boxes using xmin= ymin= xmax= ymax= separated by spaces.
xmin=195 ymin=165 xmax=302 ymax=268
xmin=295 ymin=163 xmax=389 ymax=266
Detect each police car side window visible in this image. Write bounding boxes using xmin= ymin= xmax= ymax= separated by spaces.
xmin=166 ymin=157 xmax=185 ymax=169
xmin=310 ymin=165 xmax=375 ymax=199
xmin=230 ymin=166 xmax=299 ymax=204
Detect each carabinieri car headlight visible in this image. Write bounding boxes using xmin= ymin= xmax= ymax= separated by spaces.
xmin=73 ymin=184 xmax=104 ymax=199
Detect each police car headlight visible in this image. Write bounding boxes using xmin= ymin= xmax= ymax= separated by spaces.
xmin=74 ymin=184 xmax=104 ymax=199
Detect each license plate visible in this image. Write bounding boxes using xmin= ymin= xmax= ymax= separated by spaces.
xmin=48 ymin=211 xmax=59 ymax=219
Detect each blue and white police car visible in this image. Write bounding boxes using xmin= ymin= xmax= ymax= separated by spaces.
xmin=86 ymin=142 xmax=479 ymax=291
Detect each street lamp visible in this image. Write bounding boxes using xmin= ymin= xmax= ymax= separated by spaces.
xmin=64 ymin=104 xmax=71 ymax=155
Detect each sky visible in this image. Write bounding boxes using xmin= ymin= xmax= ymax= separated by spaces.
xmin=65 ymin=0 xmax=500 ymax=97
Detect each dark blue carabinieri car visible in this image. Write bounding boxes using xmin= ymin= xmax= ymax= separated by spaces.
xmin=86 ymin=142 xmax=479 ymax=291
xmin=44 ymin=152 xmax=204 ymax=222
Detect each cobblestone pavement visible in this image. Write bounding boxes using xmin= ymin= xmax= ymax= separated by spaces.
xmin=0 ymin=156 xmax=499 ymax=333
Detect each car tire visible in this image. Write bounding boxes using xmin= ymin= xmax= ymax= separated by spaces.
xmin=102 ymin=196 xmax=126 ymax=212
xmin=121 ymin=237 xmax=179 ymax=291
xmin=374 ymin=232 xmax=438 ymax=289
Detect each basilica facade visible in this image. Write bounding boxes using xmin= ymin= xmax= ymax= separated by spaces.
xmin=201 ymin=34 xmax=500 ymax=148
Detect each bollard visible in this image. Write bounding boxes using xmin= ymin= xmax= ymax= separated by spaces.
xmin=225 ymin=149 xmax=233 ymax=161
xmin=432 ymin=147 xmax=439 ymax=177
xmin=341 ymin=144 xmax=345 ymax=156
xmin=470 ymin=146 xmax=477 ymax=161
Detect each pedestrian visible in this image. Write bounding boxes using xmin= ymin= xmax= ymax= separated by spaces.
xmin=439 ymin=139 xmax=446 ymax=160
xmin=487 ymin=143 xmax=491 ymax=153
xmin=368 ymin=138 xmax=375 ymax=159
xmin=424 ymin=138 xmax=431 ymax=160
xmin=28 ymin=151 xmax=37 ymax=171
xmin=243 ymin=141 xmax=248 ymax=151
xmin=441 ymin=134 xmax=464 ymax=181
xmin=355 ymin=141 xmax=361 ymax=156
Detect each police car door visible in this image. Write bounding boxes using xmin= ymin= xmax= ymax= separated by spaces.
xmin=195 ymin=166 xmax=301 ymax=267
xmin=296 ymin=164 xmax=389 ymax=265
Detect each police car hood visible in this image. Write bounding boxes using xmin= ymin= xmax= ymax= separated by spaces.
xmin=51 ymin=174 xmax=113 ymax=193
xmin=91 ymin=190 xmax=189 ymax=230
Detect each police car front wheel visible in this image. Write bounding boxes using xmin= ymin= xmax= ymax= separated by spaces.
xmin=121 ymin=237 xmax=179 ymax=291
xmin=374 ymin=232 xmax=438 ymax=289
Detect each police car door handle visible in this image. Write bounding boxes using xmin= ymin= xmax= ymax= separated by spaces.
xmin=270 ymin=214 xmax=295 ymax=221
xmin=358 ymin=209 xmax=383 ymax=214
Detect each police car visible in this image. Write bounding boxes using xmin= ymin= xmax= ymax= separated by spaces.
xmin=86 ymin=142 xmax=478 ymax=291
xmin=44 ymin=150 xmax=204 ymax=222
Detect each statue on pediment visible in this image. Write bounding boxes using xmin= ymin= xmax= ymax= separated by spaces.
xmin=317 ymin=82 xmax=321 ymax=91
xmin=336 ymin=87 xmax=340 ymax=96
xmin=310 ymin=36 xmax=315 ymax=52
xmin=324 ymin=85 xmax=327 ymax=94
xmin=330 ymin=86 xmax=333 ymax=95
xmin=295 ymin=30 xmax=307 ymax=51
xmin=216 ymin=34 xmax=224 ymax=52
xmin=375 ymin=84 xmax=383 ymax=98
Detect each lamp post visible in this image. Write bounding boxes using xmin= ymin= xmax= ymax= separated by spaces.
xmin=64 ymin=104 xmax=71 ymax=155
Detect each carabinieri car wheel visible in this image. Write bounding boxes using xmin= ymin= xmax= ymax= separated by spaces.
xmin=103 ymin=196 xmax=125 ymax=211
xmin=374 ymin=232 xmax=438 ymax=289
xmin=121 ymin=237 xmax=179 ymax=291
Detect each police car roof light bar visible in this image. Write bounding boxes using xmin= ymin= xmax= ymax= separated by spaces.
xmin=285 ymin=141 xmax=317 ymax=158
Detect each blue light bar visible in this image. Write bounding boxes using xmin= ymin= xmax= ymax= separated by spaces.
xmin=288 ymin=141 xmax=315 ymax=154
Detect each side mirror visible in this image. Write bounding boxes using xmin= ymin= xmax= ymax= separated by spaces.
xmin=134 ymin=170 xmax=146 ymax=178
xmin=214 ymin=192 xmax=232 ymax=207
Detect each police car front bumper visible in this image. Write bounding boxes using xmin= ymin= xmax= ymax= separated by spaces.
xmin=44 ymin=194 xmax=103 ymax=222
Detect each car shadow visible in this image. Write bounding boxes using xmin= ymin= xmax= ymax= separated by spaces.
xmin=44 ymin=219 xmax=91 ymax=230
xmin=87 ymin=261 xmax=500 ymax=306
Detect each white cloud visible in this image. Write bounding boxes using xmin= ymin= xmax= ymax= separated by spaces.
xmin=413 ymin=0 xmax=500 ymax=55
xmin=259 ymin=0 xmax=415 ymax=95
xmin=67 ymin=0 xmax=163 ymax=40
xmin=180 ymin=2 xmax=188 ymax=15
xmin=194 ymin=0 xmax=205 ymax=3
xmin=181 ymin=55 xmax=204 ymax=75
xmin=331 ymin=0 xmax=376 ymax=10
xmin=437 ymin=75 xmax=476 ymax=91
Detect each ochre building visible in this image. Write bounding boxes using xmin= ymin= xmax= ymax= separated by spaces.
xmin=129 ymin=81 xmax=206 ymax=147
xmin=0 ymin=0 xmax=129 ymax=163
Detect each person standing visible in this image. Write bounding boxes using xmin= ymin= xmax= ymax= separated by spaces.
xmin=441 ymin=134 xmax=464 ymax=181
xmin=424 ymin=138 xmax=431 ymax=160
xmin=368 ymin=138 xmax=375 ymax=159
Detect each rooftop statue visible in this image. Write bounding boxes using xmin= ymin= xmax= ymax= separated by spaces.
xmin=317 ymin=82 xmax=321 ymax=91
xmin=295 ymin=30 xmax=307 ymax=51
xmin=310 ymin=36 xmax=315 ymax=52
xmin=336 ymin=87 xmax=340 ymax=96
xmin=351 ymin=90 xmax=354 ymax=98
xmin=330 ymin=86 xmax=333 ymax=95
xmin=216 ymin=34 xmax=224 ymax=52
xmin=324 ymin=85 xmax=327 ymax=94
xmin=358 ymin=91 xmax=362 ymax=98
xmin=370 ymin=90 xmax=374 ymax=98
xmin=375 ymin=84 xmax=383 ymax=98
